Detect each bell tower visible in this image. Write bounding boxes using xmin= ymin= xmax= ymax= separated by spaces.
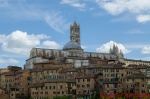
xmin=70 ymin=21 xmax=80 ymax=45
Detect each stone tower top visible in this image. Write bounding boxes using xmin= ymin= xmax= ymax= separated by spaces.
xmin=70 ymin=21 xmax=80 ymax=45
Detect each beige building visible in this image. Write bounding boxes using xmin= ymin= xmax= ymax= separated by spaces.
xmin=76 ymin=75 xmax=95 ymax=99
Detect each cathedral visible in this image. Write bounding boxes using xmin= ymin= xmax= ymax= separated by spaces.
xmin=24 ymin=21 xmax=149 ymax=69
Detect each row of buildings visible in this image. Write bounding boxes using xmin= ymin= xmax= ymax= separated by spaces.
xmin=1 ymin=61 xmax=150 ymax=99
xmin=1 ymin=21 xmax=150 ymax=99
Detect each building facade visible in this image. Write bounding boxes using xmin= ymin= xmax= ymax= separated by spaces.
xmin=24 ymin=21 xmax=125 ymax=69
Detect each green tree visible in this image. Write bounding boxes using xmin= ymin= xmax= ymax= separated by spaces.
xmin=28 ymin=97 xmax=34 ymax=99
xmin=53 ymin=95 xmax=73 ymax=99
xmin=43 ymin=98 xmax=49 ymax=99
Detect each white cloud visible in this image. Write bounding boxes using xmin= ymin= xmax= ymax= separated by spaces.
xmin=45 ymin=12 xmax=70 ymax=34
xmin=0 ymin=1 xmax=70 ymax=33
xmin=0 ymin=30 xmax=60 ymax=55
xmin=95 ymin=0 xmax=150 ymax=22
xmin=125 ymin=29 xmax=144 ymax=34
xmin=0 ymin=57 xmax=19 ymax=66
xmin=141 ymin=46 xmax=150 ymax=54
xmin=60 ymin=0 xmax=86 ymax=10
xmin=96 ymin=41 xmax=131 ymax=54
xmin=81 ymin=45 xmax=87 ymax=49
xmin=96 ymin=0 xmax=150 ymax=15
xmin=136 ymin=15 xmax=150 ymax=23
xmin=41 ymin=40 xmax=61 ymax=49
xmin=125 ymin=44 xmax=148 ymax=49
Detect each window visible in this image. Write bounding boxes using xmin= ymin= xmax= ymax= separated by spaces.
xmin=116 ymin=69 xmax=119 ymax=72
xmin=45 ymin=92 xmax=48 ymax=94
xmin=111 ymin=69 xmax=114 ymax=72
xmin=107 ymin=84 xmax=109 ymax=87
xmin=78 ymin=79 xmax=80 ymax=82
xmin=142 ymin=90 xmax=145 ymax=93
xmin=111 ymin=74 xmax=115 ymax=77
xmin=49 ymin=86 xmax=51 ymax=89
xmin=45 ymin=86 xmax=47 ymax=89
xmin=87 ymin=84 xmax=90 ymax=87
xmin=42 ymin=64 xmax=44 ymax=68
xmin=53 ymin=86 xmax=55 ymax=89
xmin=60 ymin=85 xmax=62 ymax=89
xmin=82 ymin=85 xmax=85 ymax=88
xmin=83 ymin=79 xmax=84 ymax=82
xmin=87 ymin=79 xmax=90 ymax=82
xmin=105 ymin=74 xmax=109 ymax=77
xmin=127 ymin=79 xmax=129 ymax=82
xmin=105 ymin=69 xmax=108 ymax=72
xmin=107 ymin=90 xmax=109 ymax=94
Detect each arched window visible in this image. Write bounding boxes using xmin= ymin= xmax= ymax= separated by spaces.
xmin=32 ymin=52 xmax=34 ymax=57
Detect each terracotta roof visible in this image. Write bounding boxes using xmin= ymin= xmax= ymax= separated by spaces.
xmin=126 ymin=73 xmax=146 ymax=79
xmin=60 ymin=68 xmax=78 ymax=73
xmin=31 ymin=67 xmax=60 ymax=72
xmin=75 ymin=75 xmax=95 ymax=79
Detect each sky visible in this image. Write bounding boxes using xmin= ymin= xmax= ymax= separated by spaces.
xmin=1 ymin=0 xmax=150 ymax=68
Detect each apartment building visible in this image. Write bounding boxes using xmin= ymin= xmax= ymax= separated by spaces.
xmin=1 ymin=62 xmax=150 ymax=99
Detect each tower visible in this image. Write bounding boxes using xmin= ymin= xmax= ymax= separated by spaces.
xmin=70 ymin=21 xmax=80 ymax=45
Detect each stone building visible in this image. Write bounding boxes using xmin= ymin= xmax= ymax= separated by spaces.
xmin=24 ymin=21 xmax=124 ymax=69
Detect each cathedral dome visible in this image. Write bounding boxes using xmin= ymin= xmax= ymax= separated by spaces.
xmin=63 ymin=41 xmax=82 ymax=50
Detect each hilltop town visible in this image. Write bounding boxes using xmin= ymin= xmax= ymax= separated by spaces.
xmin=0 ymin=21 xmax=150 ymax=99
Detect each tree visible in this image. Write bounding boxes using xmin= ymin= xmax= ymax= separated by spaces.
xmin=28 ymin=97 xmax=34 ymax=99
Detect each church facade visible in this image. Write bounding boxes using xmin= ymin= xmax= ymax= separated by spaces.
xmin=24 ymin=21 xmax=149 ymax=69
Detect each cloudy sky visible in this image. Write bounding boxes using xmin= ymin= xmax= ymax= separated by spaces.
xmin=1 ymin=0 xmax=150 ymax=68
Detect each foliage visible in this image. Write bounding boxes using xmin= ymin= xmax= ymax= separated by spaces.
xmin=43 ymin=98 xmax=49 ymax=99
xmin=90 ymin=91 xmax=100 ymax=99
xmin=28 ymin=97 xmax=34 ymax=99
